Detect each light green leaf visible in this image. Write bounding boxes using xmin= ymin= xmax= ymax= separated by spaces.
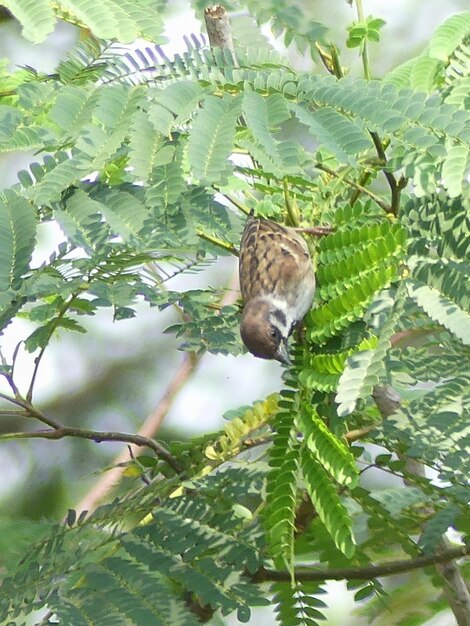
xmin=336 ymin=286 xmax=406 ymax=416
xmin=291 ymin=104 xmax=370 ymax=164
xmin=429 ymin=11 xmax=470 ymax=61
xmin=242 ymin=91 xmax=281 ymax=160
xmin=409 ymin=53 xmax=444 ymax=92
xmin=441 ymin=143 xmax=469 ymax=198
xmin=1 ymin=0 xmax=54 ymax=43
xmin=94 ymin=189 xmax=148 ymax=242
xmin=50 ymin=85 xmax=100 ymax=134
xmin=0 ymin=192 xmax=36 ymax=291
xmin=128 ymin=109 xmax=174 ymax=184
xmin=408 ymin=279 xmax=470 ymax=345
xmin=187 ymin=95 xmax=241 ymax=183
xmin=54 ymin=188 xmax=107 ymax=254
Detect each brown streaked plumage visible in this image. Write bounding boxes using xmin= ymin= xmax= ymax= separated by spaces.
xmin=239 ymin=215 xmax=316 ymax=363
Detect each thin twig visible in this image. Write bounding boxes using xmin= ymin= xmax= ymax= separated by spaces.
xmin=370 ymin=131 xmax=406 ymax=216
xmin=295 ymin=226 xmax=334 ymax=237
xmin=0 ymin=391 xmax=41 ymax=413
xmin=0 ymin=409 xmax=28 ymax=416
xmin=0 ymin=393 xmax=62 ymax=429
xmin=0 ymin=349 xmax=21 ymax=398
xmin=196 ymin=231 xmax=239 ymax=256
xmin=315 ymin=42 xmax=344 ymax=79
xmin=0 ymin=426 xmax=184 ymax=475
xmin=283 ymin=179 xmax=301 ymax=227
xmin=255 ymin=545 xmax=470 ymax=583
xmin=218 ymin=192 xmax=251 ymax=216
xmin=26 ymin=294 xmax=80 ymax=403
xmin=344 ymin=424 xmax=377 ymax=441
xmin=10 ymin=341 xmax=23 ymax=397
xmin=314 ymin=162 xmax=393 ymax=213
xmin=355 ymin=0 xmax=371 ymax=81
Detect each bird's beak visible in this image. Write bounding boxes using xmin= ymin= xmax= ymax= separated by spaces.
xmin=275 ymin=339 xmax=291 ymax=365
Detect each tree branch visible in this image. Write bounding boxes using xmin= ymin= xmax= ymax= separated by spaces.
xmin=0 ymin=392 xmax=63 ymax=429
xmin=369 ymin=131 xmax=406 ymax=216
xmin=436 ymin=537 xmax=470 ymax=626
xmin=255 ymin=545 xmax=470 ymax=583
xmin=204 ymin=5 xmax=238 ymax=66
xmin=0 ymin=426 xmax=184 ymax=475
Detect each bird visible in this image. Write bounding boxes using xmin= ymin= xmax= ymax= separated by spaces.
xmin=239 ymin=214 xmax=316 ymax=364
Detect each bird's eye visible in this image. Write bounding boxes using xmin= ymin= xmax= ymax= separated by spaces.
xmin=270 ymin=328 xmax=278 ymax=339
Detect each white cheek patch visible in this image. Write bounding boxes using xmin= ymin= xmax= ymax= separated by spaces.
xmin=267 ymin=299 xmax=292 ymax=338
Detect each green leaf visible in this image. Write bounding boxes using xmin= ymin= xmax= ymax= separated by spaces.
xmin=441 ymin=143 xmax=469 ymax=198
xmin=187 ymin=95 xmax=241 ymax=183
xmin=420 ymin=505 xmax=460 ymax=553
xmin=92 ymin=188 xmax=149 ymax=243
xmin=154 ymin=80 xmax=205 ymax=119
xmin=1 ymin=0 xmax=54 ymax=43
xmin=50 ymin=85 xmax=100 ymax=134
xmin=336 ymin=285 xmax=406 ymax=416
xmin=265 ymin=392 xmax=299 ymax=572
xmin=241 ymin=91 xmax=291 ymax=169
xmin=128 ymin=109 xmax=174 ymax=184
xmin=384 ymin=57 xmax=416 ymax=88
xmin=54 ymin=188 xmax=108 ymax=254
xmin=409 ymin=53 xmax=444 ymax=92
xmin=298 ymin=407 xmax=359 ymax=487
xmin=407 ymin=279 xmax=470 ymax=345
xmin=291 ymin=103 xmax=370 ymax=164
xmin=0 ymin=192 xmax=36 ymax=291
xmin=429 ymin=11 xmax=470 ymax=61
xmin=300 ymin=447 xmax=356 ymax=558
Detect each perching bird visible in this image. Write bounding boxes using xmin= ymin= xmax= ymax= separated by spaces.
xmin=239 ymin=214 xmax=316 ymax=364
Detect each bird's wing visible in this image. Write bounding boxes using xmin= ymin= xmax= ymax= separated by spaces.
xmin=239 ymin=218 xmax=310 ymax=301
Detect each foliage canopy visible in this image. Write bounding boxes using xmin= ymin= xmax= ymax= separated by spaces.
xmin=0 ymin=1 xmax=469 ymax=625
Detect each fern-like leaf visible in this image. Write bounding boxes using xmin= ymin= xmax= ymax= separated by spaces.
xmin=300 ymin=446 xmax=356 ymax=558
xmin=336 ymin=285 xmax=406 ymax=416
xmin=1 ymin=0 xmax=54 ymax=43
xmin=0 ymin=191 xmax=36 ymax=291
xmin=298 ymin=407 xmax=358 ymax=487
xmin=407 ymin=279 xmax=470 ymax=345
xmin=441 ymin=142 xmax=470 ymax=197
xmin=272 ymin=581 xmax=327 ymax=626
xmin=265 ymin=391 xmax=300 ymax=572
xmin=187 ymin=94 xmax=241 ymax=183
xmin=428 ymin=11 xmax=470 ymax=61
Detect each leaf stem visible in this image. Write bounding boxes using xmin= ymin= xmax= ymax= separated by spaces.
xmin=196 ymin=231 xmax=239 ymax=256
xmin=255 ymin=545 xmax=470 ymax=582
xmin=26 ymin=292 xmax=83 ymax=403
xmin=283 ymin=180 xmax=302 ymax=227
xmin=355 ymin=0 xmax=371 ymax=81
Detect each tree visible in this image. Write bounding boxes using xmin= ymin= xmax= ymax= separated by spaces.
xmin=0 ymin=1 xmax=469 ymax=625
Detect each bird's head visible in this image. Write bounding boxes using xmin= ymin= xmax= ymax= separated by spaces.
xmin=240 ymin=298 xmax=291 ymax=364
